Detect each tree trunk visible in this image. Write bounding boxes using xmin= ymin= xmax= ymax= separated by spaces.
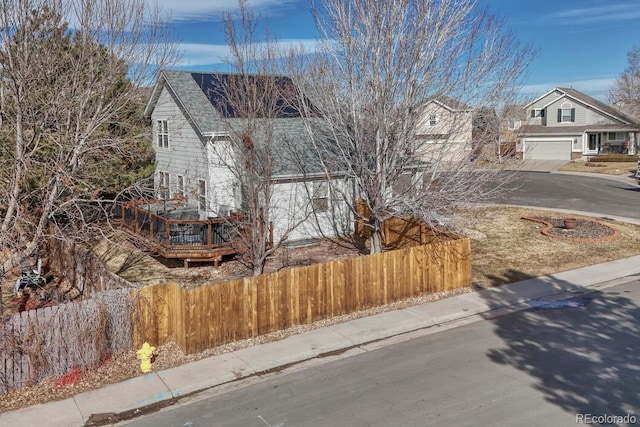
xmin=369 ymin=218 xmax=384 ymax=254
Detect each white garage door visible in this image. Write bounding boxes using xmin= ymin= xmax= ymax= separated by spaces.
xmin=526 ymin=140 xmax=572 ymax=160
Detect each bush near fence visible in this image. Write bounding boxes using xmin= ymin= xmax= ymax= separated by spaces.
xmin=588 ymin=154 xmax=639 ymax=162
xmin=0 ymin=289 xmax=133 ymax=393
xmin=48 ymin=238 xmax=132 ymax=295
xmin=132 ymin=238 xmax=472 ymax=355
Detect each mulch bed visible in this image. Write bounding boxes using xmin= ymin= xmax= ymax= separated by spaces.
xmin=522 ymin=216 xmax=618 ymax=241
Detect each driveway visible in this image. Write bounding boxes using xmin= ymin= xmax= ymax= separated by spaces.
xmin=491 ymin=171 xmax=640 ymax=219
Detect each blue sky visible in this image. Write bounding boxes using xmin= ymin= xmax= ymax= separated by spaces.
xmin=156 ymin=0 xmax=640 ymax=101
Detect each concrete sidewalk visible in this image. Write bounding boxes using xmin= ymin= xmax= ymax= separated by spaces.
xmin=2 ymin=255 xmax=639 ymax=427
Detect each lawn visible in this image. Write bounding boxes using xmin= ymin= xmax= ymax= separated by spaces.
xmin=467 ymin=206 xmax=640 ymax=288
xmin=559 ymin=161 xmax=638 ymax=176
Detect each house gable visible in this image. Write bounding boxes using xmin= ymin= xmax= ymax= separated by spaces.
xmin=146 ymin=71 xmax=225 ymax=141
xmin=150 ymin=82 xmax=211 ymax=207
xmin=523 ymin=87 xmax=638 ymax=128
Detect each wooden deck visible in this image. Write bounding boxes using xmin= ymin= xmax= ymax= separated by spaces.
xmin=116 ymin=199 xmax=245 ymax=267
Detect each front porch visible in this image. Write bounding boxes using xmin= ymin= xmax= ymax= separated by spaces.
xmin=585 ymin=131 xmax=637 ymax=156
xmin=115 ymin=198 xmax=256 ymax=267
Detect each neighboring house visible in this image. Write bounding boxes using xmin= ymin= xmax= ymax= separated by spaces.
xmin=415 ymin=96 xmax=474 ymax=162
xmin=498 ymin=104 xmax=527 ymax=158
xmin=516 ymin=87 xmax=640 ymax=160
xmin=144 ymin=70 xmax=351 ymax=243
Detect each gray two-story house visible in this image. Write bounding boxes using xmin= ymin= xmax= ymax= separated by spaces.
xmin=514 ymin=87 xmax=639 ymax=160
xmin=144 ymin=70 xmax=352 ymax=243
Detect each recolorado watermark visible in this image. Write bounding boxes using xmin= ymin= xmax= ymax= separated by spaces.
xmin=576 ymin=413 xmax=637 ymax=424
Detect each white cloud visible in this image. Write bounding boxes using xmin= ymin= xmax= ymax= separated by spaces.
xmin=547 ymin=3 xmax=640 ymax=25
xmin=178 ymin=43 xmax=231 ymax=67
xmin=176 ymin=39 xmax=321 ymax=68
xmin=155 ymin=0 xmax=298 ymax=21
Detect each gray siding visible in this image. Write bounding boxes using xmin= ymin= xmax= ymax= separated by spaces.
xmin=151 ymin=87 xmax=209 ymax=207
xmin=529 ymin=89 xmax=562 ymax=110
xmin=585 ymin=108 xmax=622 ymax=125
xmin=546 ymin=98 xmax=585 ymax=126
xmin=527 ymin=91 xmax=624 ymax=127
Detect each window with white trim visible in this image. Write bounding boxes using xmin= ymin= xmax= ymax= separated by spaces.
xmin=156 ymin=119 xmax=169 ymax=148
xmin=532 ymin=108 xmax=544 ymax=118
xmin=311 ymin=181 xmax=329 ymax=213
xmin=427 ymin=114 xmax=439 ymax=127
xmin=176 ymin=175 xmax=184 ymax=197
xmin=559 ymin=102 xmax=574 ymax=123
xmin=608 ymin=132 xmax=624 ymax=141
xmin=158 ymin=172 xmax=170 ymax=199
xmin=198 ymin=179 xmax=207 ymax=210
xmin=232 ymin=182 xmax=240 ymax=204
xmin=508 ymin=119 xmax=521 ymax=130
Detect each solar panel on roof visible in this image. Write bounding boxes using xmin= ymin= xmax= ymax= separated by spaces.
xmin=190 ymin=72 xmax=308 ymax=119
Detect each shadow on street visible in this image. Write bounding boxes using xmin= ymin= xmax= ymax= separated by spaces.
xmin=479 ymin=269 xmax=640 ymax=419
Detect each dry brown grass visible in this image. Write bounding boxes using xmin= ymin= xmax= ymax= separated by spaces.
xmin=467 ymin=206 xmax=640 ymax=288
xmin=92 ymin=232 xmax=363 ymax=288
xmin=559 ymin=161 xmax=638 ymax=176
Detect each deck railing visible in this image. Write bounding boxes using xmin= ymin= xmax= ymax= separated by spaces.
xmin=117 ymin=199 xmax=241 ymax=251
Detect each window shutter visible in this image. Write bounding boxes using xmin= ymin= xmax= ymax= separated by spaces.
xmin=531 ymin=109 xmax=535 ymax=118
xmin=571 ymin=108 xmax=575 ymax=122
xmin=557 ymin=109 xmax=562 ymax=122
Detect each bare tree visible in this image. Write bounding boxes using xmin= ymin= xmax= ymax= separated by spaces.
xmin=292 ymin=0 xmax=534 ymax=253
xmin=608 ymin=46 xmax=640 ymax=121
xmin=211 ymin=0 xmax=316 ymax=275
xmin=0 ymin=0 xmax=178 ymax=278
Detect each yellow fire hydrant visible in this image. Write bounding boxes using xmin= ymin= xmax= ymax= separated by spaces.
xmin=137 ymin=342 xmax=156 ymax=373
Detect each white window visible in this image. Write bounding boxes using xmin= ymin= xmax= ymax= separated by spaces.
xmin=198 ymin=179 xmax=207 ymax=210
xmin=608 ymin=132 xmax=624 ymax=141
xmin=508 ymin=119 xmax=521 ymax=130
xmin=232 ymin=182 xmax=240 ymax=204
xmin=176 ymin=175 xmax=184 ymax=197
xmin=311 ymin=181 xmax=329 ymax=213
xmin=156 ymin=119 xmax=169 ymax=148
xmin=532 ymin=108 xmax=544 ymax=118
xmin=427 ymin=114 xmax=439 ymax=127
xmin=559 ymin=102 xmax=574 ymax=123
xmin=158 ymin=172 xmax=170 ymax=199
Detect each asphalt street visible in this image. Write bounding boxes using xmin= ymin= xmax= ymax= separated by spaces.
xmin=491 ymin=172 xmax=640 ymax=219
xmin=124 ymin=278 xmax=640 ymax=427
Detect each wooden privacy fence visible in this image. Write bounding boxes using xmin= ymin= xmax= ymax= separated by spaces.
xmin=0 ymin=289 xmax=133 ymax=393
xmin=382 ymin=216 xmax=455 ymax=249
xmin=354 ymin=198 xmax=449 ymax=249
xmin=132 ymin=238 xmax=472 ymax=355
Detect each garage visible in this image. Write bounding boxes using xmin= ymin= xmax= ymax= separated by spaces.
xmin=524 ymin=139 xmax=572 ymax=160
